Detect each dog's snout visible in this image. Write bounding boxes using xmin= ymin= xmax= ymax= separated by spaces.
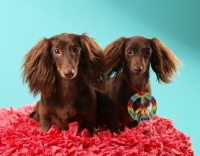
xmin=134 ymin=66 xmax=142 ymax=73
xmin=64 ymin=70 xmax=74 ymax=78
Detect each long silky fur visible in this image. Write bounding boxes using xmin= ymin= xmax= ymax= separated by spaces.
xmin=79 ymin=34 xmax=106 ymax=89
xmin=22 ymin=38 xmax=56 ymax=96
xmin=150 ymin=38 xmax=182 ymax=83
xmin=103 ymin=37 xmax=126 ymax=78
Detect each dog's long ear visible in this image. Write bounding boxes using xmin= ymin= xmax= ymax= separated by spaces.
xmin=80 ymin=34 xmax=106 ymax=89
xmin=151 ymin=38 xmax=182 ymax=83
xmin=22 ymin=38 xmax=56 ymax=96
xmin=104 ymin=37 xmax=125 ymax=78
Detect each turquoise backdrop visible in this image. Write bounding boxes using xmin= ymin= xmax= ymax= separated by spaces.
xmin=0 ymin=0 xmax=199 ymax=155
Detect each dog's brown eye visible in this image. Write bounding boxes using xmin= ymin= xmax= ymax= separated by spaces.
xmin=72 ymin=46 xmax=79 ymax=54
xmin=144 ymin=51 xmax=150 ymax=58
xmin=126 ymin=49 xmax=133 ymax=55
xmin=54 ymin=49 xmax=61 ymax=54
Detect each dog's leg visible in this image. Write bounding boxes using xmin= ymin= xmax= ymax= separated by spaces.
xmin=105 ymin=109 xmax=119 ymax=134
xmin=29 ymin=102 xmax=40 ymax=121
xmin=84 ymin=118 xmax=96 ymax=136
xmin=127 ymin=120 xmax=139 ymax=128
xmin=39 ymin=113 xmax=52 ymax=132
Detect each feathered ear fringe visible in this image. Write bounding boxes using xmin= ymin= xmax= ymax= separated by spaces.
xmin=150 ymin=38 xmax=182 ymax=83
xmin=21 ymin=38 xmax=56 ymax=96
xmin=104 ymin=37 xmax=126 ymax=78
xmin=79 ymin=34 xmax=106 ymax=89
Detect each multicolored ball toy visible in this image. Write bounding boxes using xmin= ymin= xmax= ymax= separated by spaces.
xmin=127 ymin=92 xmax=157 ymax=122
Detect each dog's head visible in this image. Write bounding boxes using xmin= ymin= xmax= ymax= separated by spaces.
xmin=22 ymin=33 xmax=106 ymax=96
xmin=124 ymin=36 xmax=152 ymax=76
xmin=50 ymin=33 xmax=81 ymax=79
xmin=104 ymin=36 xmax=182 ymax=82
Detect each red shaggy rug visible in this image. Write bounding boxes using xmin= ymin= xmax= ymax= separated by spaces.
xmin=0 ymin=105 xmax=194 ymax=156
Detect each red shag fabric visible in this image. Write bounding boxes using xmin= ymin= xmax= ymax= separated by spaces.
xmin=0 ymin=105 xmax=194 ymax=156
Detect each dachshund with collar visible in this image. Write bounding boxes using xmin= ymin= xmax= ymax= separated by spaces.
xmin=96 ymin=36 xmax=182 ymax=133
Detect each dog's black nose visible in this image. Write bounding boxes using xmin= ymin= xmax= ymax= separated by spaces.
xmin=134 ymin=66 xmax=142 ymax=73
xmin=64 ymin=70 xmax=74 ymax=78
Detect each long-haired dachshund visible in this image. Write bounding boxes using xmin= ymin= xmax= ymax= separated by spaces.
xmin=96 ymin=36 xmax=182 ymax=133
xmin=22 ymin=33 xmax=106 ymax=135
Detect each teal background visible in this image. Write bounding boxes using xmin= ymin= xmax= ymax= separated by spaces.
xmin=0 ymin=0 xmax=199 ymax=155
